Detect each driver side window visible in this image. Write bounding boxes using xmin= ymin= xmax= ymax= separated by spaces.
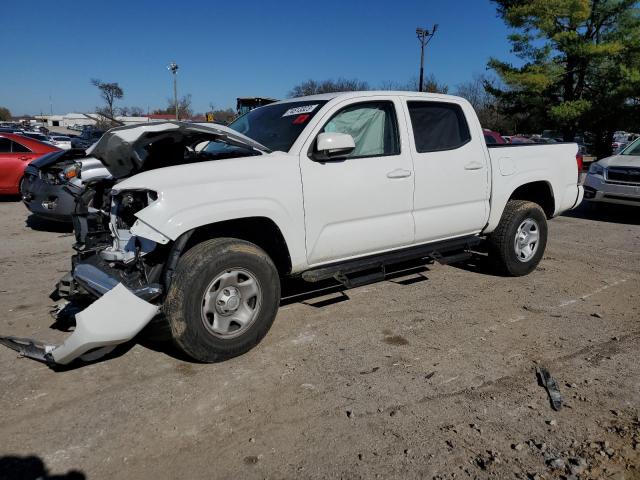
xmin=320 ymin=101 xmax=400 ymax=159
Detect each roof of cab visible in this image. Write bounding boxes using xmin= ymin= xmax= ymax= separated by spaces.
xmin=272 ymin=91 xmax=465 ymax=104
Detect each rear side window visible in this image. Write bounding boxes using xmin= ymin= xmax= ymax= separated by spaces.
xmin=0 ymin=138 xmax=10 ymax=153
xmin=11 ymin=140 xmax=31 ymax=152
xmin=320 ymin=101 xmax=400 ymax=158
xmin=407 ymin=101 xmax=471 ymax=153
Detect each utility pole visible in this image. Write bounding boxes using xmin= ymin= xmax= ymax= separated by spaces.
xmin=416 ymin=25 xmax=438 ymax=92
xmin=167 ymin=62 xmax=179 ymax=120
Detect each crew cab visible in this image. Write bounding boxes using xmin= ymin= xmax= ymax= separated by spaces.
xmin=0 ymin=92 xmax=583 ymax=366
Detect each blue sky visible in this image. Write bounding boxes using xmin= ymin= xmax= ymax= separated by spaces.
xmin=1 ymin=0 xmax=517 ymax=116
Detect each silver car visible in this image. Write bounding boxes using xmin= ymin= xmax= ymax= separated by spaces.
xmin=583 ymin=138 xmax=640 ymax=206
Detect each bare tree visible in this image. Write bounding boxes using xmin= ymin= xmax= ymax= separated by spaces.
xmin=90 ymin=79 xmax=124 ymax=121
xmin=288 ymin=78 xmax=370 ymax=98
xmin=153 ymin=94 xmax=193 ymax=119
xmin=379 ymin=75 xmax=448 ymax=94
xmin=129 ymin=106 xmax=145 ymax=117
xmin=454 ymin=74 xmax=510 ymax=131
xmin=422 ymin=74 xmax=449 ymax=94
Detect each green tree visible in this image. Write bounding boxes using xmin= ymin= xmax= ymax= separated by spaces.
xmin=488 ymin=0 xmax=640 ymax=157
xmin=0 ymin=106 xmax=11 ymax=121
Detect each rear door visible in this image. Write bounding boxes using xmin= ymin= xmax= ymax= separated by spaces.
xmin=300 ymin=97 xmax=415 ymax=265
xmin=0 ymin=137 xmax=35 ymax=192
xmin=403 ymin=98 xmax=490 ymax=243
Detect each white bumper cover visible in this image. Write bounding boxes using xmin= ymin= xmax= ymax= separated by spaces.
xmin=0 ymin=284 xmax=159 ymax=366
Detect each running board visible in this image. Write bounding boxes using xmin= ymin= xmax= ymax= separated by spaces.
xmin=302 ymin=236 xmax=481 ymax=284
xmin=334 ymin=267 xmax=386 ymax=289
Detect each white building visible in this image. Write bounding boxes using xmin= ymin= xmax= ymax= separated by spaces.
xmin=35 ymin=113 xmax=166 ymax=128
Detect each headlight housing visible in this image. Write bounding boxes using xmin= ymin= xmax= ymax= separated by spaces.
xmin=588 ymin=163 xmax=605 ymax=176
xmin=111 ymin=189 xmax=158 ymax=229
xmin=61 ymin=162 xmax=82 ymax=180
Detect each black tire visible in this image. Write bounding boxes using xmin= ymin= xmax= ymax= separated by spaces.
xmin=487 ymin=200 xmax=548 ymax=276
xmin=18 ymin=176 xmax=27 ymax=197
xmin=164 ymin=238 xmax=281 ymax=362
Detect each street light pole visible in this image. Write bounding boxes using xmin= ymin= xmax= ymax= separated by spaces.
xmin=416 ymin=25 xmax=438 ymax=92
xmin=167 ymin=62 xmax=179 ymax=120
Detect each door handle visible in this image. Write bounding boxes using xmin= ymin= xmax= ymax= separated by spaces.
xmin=464 ymin=161 xmax=484 ymax=170
xmin=387 ymin=168 xmax=412 ymax=179
xmin=19 ymin=156 xmax=31 ymax=161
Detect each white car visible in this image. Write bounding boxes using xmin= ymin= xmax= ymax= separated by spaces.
xmin=584 ymin=137 xmax=640 ymax=206
xmin=0 ymin=91 xmax=584 ymax=366
xmin=48 ymin=135 xmax=73 ymax=150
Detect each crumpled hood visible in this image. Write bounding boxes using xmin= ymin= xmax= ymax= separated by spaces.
xmin=29 ymin=149 xmax=87 ymax=169
xmin=86 ymin=121 xmax=269 ymax=179
xmin=598 ymin=154 xmax=640 ymax=168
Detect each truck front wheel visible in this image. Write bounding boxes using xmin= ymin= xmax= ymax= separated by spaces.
xmin=487 ymin=200 xmax=548 ymax=276
xmin=164 ymin=238 xmax=281 ymax=362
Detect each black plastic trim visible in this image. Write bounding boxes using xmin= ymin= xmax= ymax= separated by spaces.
xmin=487 ymin=142 xmax=576 ymax=148
xmin=302 ymin=235 xmax=481 ymax=283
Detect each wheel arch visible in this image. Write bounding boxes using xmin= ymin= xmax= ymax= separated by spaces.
xmin=507 ymin=180 xmax=555 ymax=218
xmin=163 ymin=216 xmax=293 ymax=289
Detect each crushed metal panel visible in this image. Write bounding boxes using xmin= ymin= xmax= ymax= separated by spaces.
xmin=87 ymin=121 xmax=269 ymax=178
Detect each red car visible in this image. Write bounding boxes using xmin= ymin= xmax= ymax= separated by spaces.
xmin=483 ymin=129 xmax=506 ymax=145
xmin=0 ymin=133 xmax=60 ymax=195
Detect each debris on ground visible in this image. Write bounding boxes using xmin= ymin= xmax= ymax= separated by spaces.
xmin=536 ymin=367 xmax=563 ymax=411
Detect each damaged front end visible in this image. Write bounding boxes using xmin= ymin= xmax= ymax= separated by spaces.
xmin=1 ymin=121 xmax=268 ymax=367
xmin=1 ymin=186 xmax=171 ymax=366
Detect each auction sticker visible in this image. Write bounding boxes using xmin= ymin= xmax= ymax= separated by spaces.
xmin=282 ymin=104 xmax=319 ymax=117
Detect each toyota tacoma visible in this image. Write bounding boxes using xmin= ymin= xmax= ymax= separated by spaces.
xmin=1 ymin=92 xmax=584 ymax=365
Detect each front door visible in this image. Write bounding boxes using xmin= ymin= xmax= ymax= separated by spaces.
xmin=300 ymin=97 xmax=415 ymax=265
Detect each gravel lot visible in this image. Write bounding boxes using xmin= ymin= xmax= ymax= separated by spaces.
xmin=0 ymin=199 xmax=638 ymax=480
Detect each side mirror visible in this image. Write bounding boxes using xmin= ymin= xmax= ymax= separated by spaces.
xmin=313 ymin=132 xmax=355 ymax=161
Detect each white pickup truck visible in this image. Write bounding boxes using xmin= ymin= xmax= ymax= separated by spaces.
xmin=0 ymin=91 xmax=583 ymax=366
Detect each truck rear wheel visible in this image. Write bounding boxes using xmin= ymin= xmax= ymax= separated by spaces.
xmin=164 ymin=238 xmax=281 ymax=362
xmin=487 ymin=200 xmax=548 ymax=276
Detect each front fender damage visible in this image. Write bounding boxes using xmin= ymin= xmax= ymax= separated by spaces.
xmin=0 ymin=283 xmax=159 ymax=366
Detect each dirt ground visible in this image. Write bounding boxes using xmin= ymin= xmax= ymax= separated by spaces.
xmin=0 ymin=199 xmax=638 ymax=480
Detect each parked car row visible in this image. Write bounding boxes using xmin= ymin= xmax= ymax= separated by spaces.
xmin=0 ymin=133 xmax=61 ymax=195
xmin=584 ymin=136 xmax=640 ymax=207
xmin=0 ymin=126 xmax=75 ymax=149
xmin=0 ymin=125 xmax=106 ymax=199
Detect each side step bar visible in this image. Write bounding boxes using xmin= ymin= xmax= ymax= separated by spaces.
xmin=302 ymin=235 xmax=481 ymax=285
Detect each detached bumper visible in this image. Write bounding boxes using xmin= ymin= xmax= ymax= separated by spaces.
xmin=2 ymin=257 xmax=163 ymax=366
xmin=1 ymin=284 xmax=159 ymax=366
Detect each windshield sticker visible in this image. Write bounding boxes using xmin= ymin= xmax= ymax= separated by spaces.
xmin=282 ymin=104 xmax=319 ymax=117
xmin=292 ymin=114 xmax=310 ymax=125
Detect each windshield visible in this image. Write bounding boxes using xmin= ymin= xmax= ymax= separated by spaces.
xmin=621 ymin=137 xmax=640 ymax=156
xmin=202 ymin=140 xmax=260 ymax=159
xmin=228 ymin=100 xmax=328 ymax=152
